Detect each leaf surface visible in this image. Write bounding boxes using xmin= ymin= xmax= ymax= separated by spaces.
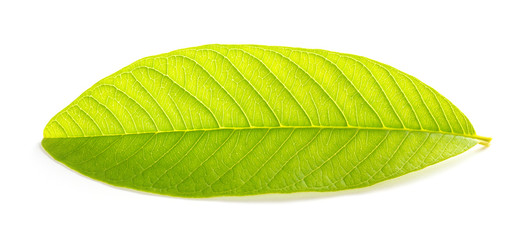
xmin=42 ymin=44 xmax=489 ymax=197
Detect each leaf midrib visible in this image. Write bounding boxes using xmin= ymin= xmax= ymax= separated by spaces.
xmin=44 ymin=125 xmax=491 ymax=144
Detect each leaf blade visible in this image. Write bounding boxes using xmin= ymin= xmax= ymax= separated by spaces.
xmin=42 ymin=44 xmax=489 ymax=197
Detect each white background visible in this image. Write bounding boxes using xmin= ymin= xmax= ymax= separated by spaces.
xmin=1 ymin=0 xmax=517 ymax=239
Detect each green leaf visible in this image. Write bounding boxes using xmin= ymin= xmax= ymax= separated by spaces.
xmin=42 ymin=44 xmax=490 ymax=198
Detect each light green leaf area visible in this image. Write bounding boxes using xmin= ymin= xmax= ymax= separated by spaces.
xmin=42 ymin=44 xmax=489 ymax=198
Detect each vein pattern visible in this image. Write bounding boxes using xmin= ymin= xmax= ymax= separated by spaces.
xmin=42 ymin=44 xmax=487 ymax=197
